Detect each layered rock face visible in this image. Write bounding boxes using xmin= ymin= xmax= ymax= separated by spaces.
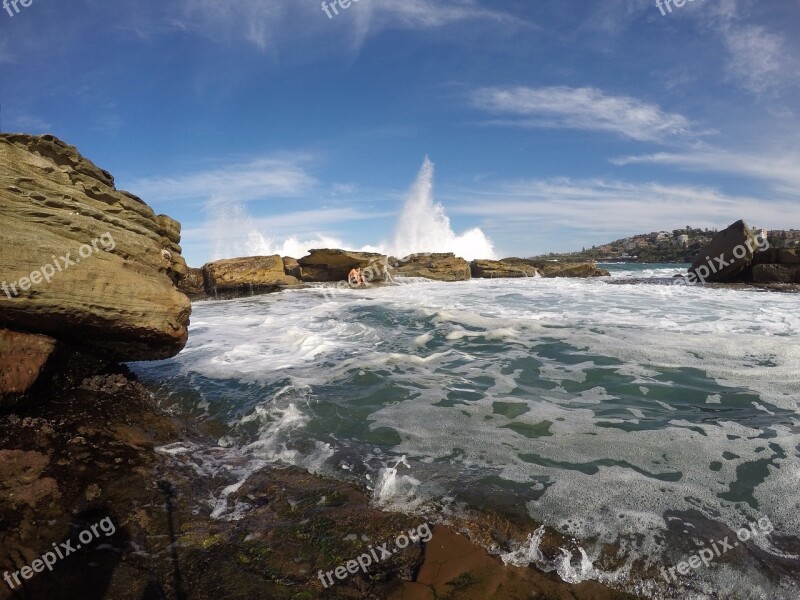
xmin=389 ymin=253 xmax=472 ymax=282
xmin=471 ymin=259 xmax=538 ymax=278
xmin=0 ymin=134 xmax=191 ymax=403
xmin=202 ymin=255 xmax=301 ymax=298
xmin=501 ymin=258 xmax=610 ymax=278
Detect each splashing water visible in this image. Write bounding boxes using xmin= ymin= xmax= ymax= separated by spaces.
xmin=205 ymin=158 xmax=496 ymax=262
xmin=390 ymin=157 xmax=496 ymax=260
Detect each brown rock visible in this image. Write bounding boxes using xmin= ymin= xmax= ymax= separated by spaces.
xmin=0 ymin=134 xmax=191 ymax=361
xmin=390 ymin=253 xmax=472 ymax=282
xmin=0 ymin=329 xmax=57 ymax=406
xmin=298 ymin=249 xmax=388 ymax=282
xmin=502 ymin=258 xmax=610 ymax=278
xmin=202 ymin=255 xmax=301 ymax=297
xmin=282 ymin=256 xmax=302 ymax=279
xmin=471 ymin=259 xmax=538 ymax=278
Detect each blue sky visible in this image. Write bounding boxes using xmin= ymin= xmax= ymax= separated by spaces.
xmin=2 ymin=0 xmax=799 ymax=264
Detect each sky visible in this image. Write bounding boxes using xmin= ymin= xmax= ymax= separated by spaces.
xmin=2 ymin=0 xmax=799 ymax=265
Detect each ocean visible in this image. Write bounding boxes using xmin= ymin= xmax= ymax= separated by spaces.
xmin=132 ymin=264 xmax=800 ymax=599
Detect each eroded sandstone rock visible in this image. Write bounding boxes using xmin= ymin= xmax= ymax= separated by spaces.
xmin=0 ymin=134 xmax=191 ymax=360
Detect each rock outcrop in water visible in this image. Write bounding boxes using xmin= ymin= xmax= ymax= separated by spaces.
xmin=502 ymin=258 xmax=611 ymax=278
xmin=470 ymin=259 xmax=539 ymax=278
xmin=687 ymin=219 xmax=800 ymax=285
xmin=201 ymin=255 xmax=301 ymax=299
xmin=0 ymin=133 xmax=191 ymax=403
xmin=298 ymin=248 xmax=389 ymax=282
xmin=389 ymin=252 xmax=472 ymax=281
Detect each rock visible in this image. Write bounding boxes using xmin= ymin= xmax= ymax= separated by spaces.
xmin=751 ymin=247 xmax=800 ymax=266
xmin=202 ymin=255 xmax=301 ymax=298
xmin=470 ymin=259 xmax=538 ymax=278
xmin=390 ymin=253 xmax=472 ymax=282
xmin=177 ymin=267 xmax=207 ymax=299
xmin=689 ymin=220 xmax=761 ymax=282
xmin=282 ymin=256 xmax=302 ymax=279
xmin=298 ymin=249 xmax=389 ymax=283
xmin=749 ymin=264 xmax=800 ymax=284
xmin=0 ymin=330 xmax=57 ymax=407
xmin=0 ymin=134 xmax=191 ymax=361
xmin=502 ymin=258 xmax=610 ymax=278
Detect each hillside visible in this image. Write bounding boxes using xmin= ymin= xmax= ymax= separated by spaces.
xmin=533 ymin=227 xmax=800 ymax=264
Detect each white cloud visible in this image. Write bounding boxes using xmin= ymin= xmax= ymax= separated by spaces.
xmin=706 ymin=0 xmax=791 ymax=97
xmin=471 ymin=86 xmax=702 ymax=142
xmin=170 ymin=0 xmax=517 ymax=52
xmin=612 ymin=150 xmax=800 ymax=195
xmin=127 ymin=154 xmax=317 ymax=206
xmin=451 ymin=177 xmax=799 ymax=236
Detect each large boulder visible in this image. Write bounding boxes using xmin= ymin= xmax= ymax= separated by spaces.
xmin=390 ymin=253 xmax=471 ymax=282
xmin=470 ymin=259 xmax=538 ymax=278
xmin=501 ymin=258 xmax=610 ymax=278
xmin=689 ymin=220 xmax=761 ymax=282
xmin=298 ymin=249 xmax=388 ymax=283
xmin=0 ymin=134 xmax=191 ymax=361
xmin=202 ymin=255 xmax=301 ymax=298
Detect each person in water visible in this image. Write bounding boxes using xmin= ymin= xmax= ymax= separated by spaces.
xmin=348 ymin=267 xmax=366 ymax=286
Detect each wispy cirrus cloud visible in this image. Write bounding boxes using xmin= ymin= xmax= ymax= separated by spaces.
xmin=705 ymin=0 xmax=794 ymax=98
xmin=449 ymin=177 xmax=799 ymax=247
xmin=471 ymin=86 xmax=704 ymax=142
xmin=127 ymin=154 xmax=317 ymax=206
xmin=611 ymin=150 xmax=800 ymax=195
xmin=169 ymin=0 xmax=519 ymax=52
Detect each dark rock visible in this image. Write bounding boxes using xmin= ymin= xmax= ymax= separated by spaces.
xmin=748 ymin=264 xmax=800 ymax=284
xmin=689 ymin=220 xmax=762 ymax=282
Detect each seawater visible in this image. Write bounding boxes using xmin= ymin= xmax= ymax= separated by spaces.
xmin=133 ymin=264 xmax=800 ymax=599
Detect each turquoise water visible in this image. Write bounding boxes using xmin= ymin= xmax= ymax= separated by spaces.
xmin=134 ymin=270 xmax=800 ymax=598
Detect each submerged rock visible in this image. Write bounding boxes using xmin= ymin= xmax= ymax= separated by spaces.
xmin=0 ymin=134 xmax=191 ymax=361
